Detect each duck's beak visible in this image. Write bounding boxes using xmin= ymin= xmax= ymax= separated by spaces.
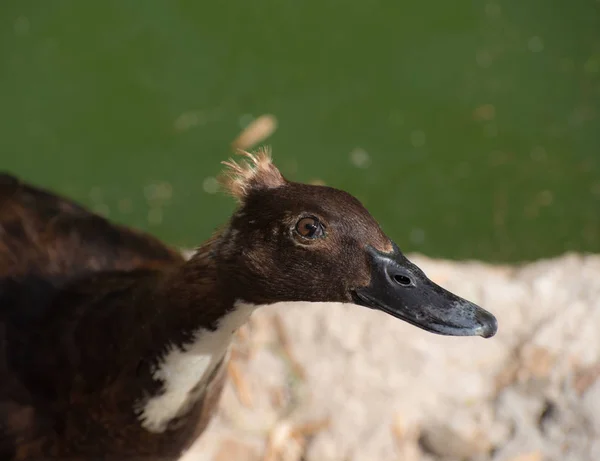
xmin=352 ymin=244 xmax=497 ymax=338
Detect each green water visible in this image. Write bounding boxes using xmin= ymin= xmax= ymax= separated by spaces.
xmin=1 ymin=1 xmax=599 ymax=262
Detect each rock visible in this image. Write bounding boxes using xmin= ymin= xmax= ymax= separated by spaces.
xmin=419 ymin=422 xmax=492 ymax=459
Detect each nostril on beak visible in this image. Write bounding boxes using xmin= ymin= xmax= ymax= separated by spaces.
xmin=393 ymin=274 xmax=413 ymax=286
xmin=381 ymin=257 xmax=416 ymax=287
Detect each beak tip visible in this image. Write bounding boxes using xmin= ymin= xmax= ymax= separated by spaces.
xmin=478 ymin=312 xmax=498 ymax=338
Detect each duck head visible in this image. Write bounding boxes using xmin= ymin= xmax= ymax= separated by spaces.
xmin=216 ymin=148 xmax=497 ymax=338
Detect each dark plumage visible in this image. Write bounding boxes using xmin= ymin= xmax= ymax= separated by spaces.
xmin=0 ymin=173 xmax=225 ymax=459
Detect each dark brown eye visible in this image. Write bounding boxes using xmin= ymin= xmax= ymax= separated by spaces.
xmin=295 ymin=217 xmax=324 ymax=239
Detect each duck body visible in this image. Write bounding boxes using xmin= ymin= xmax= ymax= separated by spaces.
xmin=0 ymin=174 xmax=227 ymax=459
xmin=0 ymin=149 xmax=497 ymax=460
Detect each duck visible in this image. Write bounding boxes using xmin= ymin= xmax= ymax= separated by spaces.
xmin=0 ymin=148 xmax=497 ymax=460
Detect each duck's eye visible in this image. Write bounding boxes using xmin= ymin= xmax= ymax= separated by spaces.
xmin=295 ymin=217 xmax=324 ymax=239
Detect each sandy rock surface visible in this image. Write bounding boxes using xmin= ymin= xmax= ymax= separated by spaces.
xmin=180 ymin=253 xmax=600 ymax=461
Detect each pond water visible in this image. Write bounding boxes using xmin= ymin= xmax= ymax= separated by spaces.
xmin=1 ymin=0 xmax=598 ymax=262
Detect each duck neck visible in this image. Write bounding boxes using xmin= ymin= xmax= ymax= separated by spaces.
xmin=159 ymin=244 xmax=233 ymax=331
xmin=134 ymin=236 xmax=258 ymax=433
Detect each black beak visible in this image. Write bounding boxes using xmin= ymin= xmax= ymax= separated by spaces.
xmin=352 ymin=244 xmax=498 ymax=338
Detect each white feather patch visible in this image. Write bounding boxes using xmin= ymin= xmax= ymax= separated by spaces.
xmin=136 ymin=301 xmax=257 ymax=433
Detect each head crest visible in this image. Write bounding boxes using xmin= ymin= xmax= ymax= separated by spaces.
xmin=219 ymin=147 xmax=285 ymax=201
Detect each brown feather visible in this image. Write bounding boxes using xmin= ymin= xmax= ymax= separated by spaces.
xmin=0 ymin=173 xmax=226 ymax=460
xmin=218 ymin=147 xmax=285 ymax=201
